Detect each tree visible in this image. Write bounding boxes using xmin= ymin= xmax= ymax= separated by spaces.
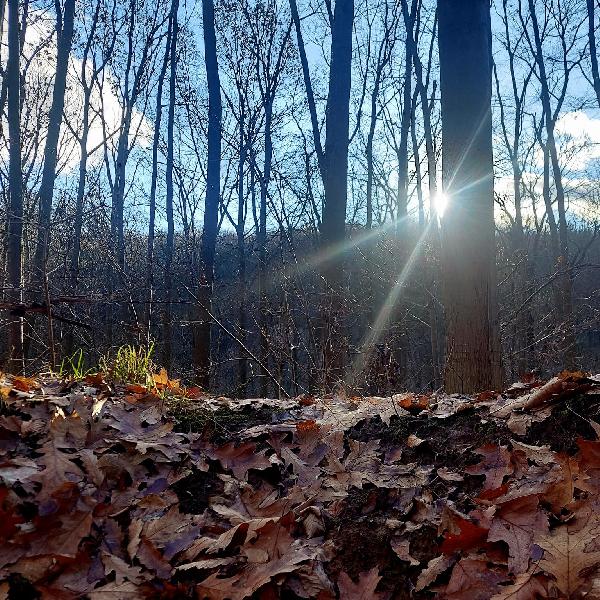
xmin=193 ymin=0 xmax=222 ymax=388
xmin=162 ymin=0 xmax=179 ymax=370
xmin=146 ymin=10 xmax=174 ymax=336
xmin=32 ymin=0 xmax=76 ymax=288
xmin=587 ymin=0 xmax=600 ymax=108
xmin=320 ymin=0 xmax=354 ymax=385
xmin=437 ymin=0 xmax=503 ymax=392
xmin=6 ymin=0 xmax=23 ymax=371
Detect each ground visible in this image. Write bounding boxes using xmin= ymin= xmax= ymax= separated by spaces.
xmin=0 ymin=370 xmax=599 ymax=599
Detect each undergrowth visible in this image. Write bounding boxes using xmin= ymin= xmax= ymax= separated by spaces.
xmin=99 ymin=343 xmax=156 ymax=387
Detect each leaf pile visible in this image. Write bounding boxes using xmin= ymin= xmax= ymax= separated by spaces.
xmin=1 ymin=371 xmax=600 ymax=598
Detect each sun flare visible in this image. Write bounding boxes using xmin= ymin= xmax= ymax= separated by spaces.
xmin=435 ymin=192 xmax=449 ymax=217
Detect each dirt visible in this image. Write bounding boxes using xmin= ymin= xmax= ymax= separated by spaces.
xmin=169 ymin=401 xmax=284 ymax=444
xmin=325 ymin=487 xmax=439 ymax=598
xmin=522 ymin=394 xmax=600 ymax=453
xmin=172 ymin=468 xmax=225 ymax=514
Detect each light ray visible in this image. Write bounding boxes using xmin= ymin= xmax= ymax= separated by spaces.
xmin=346 ymin=219 xmax=434 ymax=386
xmin=258 ymin=213 xmax=414 ymax=296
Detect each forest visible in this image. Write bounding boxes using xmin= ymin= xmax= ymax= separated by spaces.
xmin=0 ymin=0 xmax=598 ymax=396
xmin=1 ymin=0 xmax=600 ymax=597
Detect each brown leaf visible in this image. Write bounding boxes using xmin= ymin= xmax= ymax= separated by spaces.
xmin=88 ymin=581 xmax=146 ymax=599
xmin=208 ymin=442 xmax=273 ymax=479
xmin=465 ymin=444 xmax=513 ymax=491
xmin=441 ymin=558 xmax=508 ymax=599
xmin=415 ymin=555 xmax=456 ymax=592
xmin=537 ymin=505 xmax=600 ymax=597
xmin=11 ymin=376 xmax=37 ymax=393
xmin=197 ymin=540 xmax=316 ymax=600
xmin=488 ymin=495 xmax=548 ymax=574
xmin=337 ymin=568 xmax=382 ymax=600
xmin=489 ymin=570 xmax=549 ymax=600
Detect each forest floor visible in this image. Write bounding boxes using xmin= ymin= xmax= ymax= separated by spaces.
xmin=1 ymin=370 xmax=600 ymax=599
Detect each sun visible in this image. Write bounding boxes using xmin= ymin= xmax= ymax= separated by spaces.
xmin=435 ymin=192 xmax=449 ymax=217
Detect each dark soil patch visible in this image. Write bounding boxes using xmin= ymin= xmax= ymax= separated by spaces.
xmin=522 ymin=395 xmax=600 ymax=453
xmin=7 ymin=574 xmax=40 ymax=600
xmin=169 ymin=401 xmax=285 ymax=443
xmin=348 ymin=410 xmax=513 ymax=471
xmin=172 ymin=468 xmax=224 ymax=514
xmin=325 ymin=488 xmax=439 ymax=599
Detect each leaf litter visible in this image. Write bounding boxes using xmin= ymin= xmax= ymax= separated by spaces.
xmin=0 ymin=370 xmax=599 ymax=598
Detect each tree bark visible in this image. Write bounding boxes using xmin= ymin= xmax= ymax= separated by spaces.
xmin=6 ymin=0 xmax=23 ymax=371
xmin=528 ymin=0 xmax=575 ymax=365
xmin=162 ymin=0 xmax=178 ymax=371
xmin=193 ymin=0 xmax=222 ymax=389
xmin=438 ymin=0 xmax=503 ymax=393
xmin=588 ymin=0 xmax=600 ymax=108
xmin=32 ymin=0 xmax=76 ymax=291
xmin=320 ymin=0 xmax=354 ymax=387
xmin=146 ymin=14 xmax=173 ymax=336
xmin=396 ymin=0 xmax=417 ymax=234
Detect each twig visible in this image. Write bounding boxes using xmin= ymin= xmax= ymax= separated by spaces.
xmin=182 ymin=284 xmax=291 ymax=399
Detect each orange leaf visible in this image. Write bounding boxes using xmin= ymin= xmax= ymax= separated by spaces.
xmin=126 ymin=383 xmax=147 ymax=394
xmin=398 ymin=394 xmax=430 ymax=412
xmin=296 ymin=420 xmax=319 ymax=433
xmin=152 ymin=369 xmax=168 ymax=387
xmin=441 ymin=516 xmax=489 ymax=554
xmin=184 ymin=386 xmax=204 ymax=399
xmin=12 ymin=376 xmax=37 ymax=393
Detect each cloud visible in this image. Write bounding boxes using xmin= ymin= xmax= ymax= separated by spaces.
xmin=553 ymin=110 xmax=600 ymax=172
xmin=1 ymin=10 xmax=152 ymax=174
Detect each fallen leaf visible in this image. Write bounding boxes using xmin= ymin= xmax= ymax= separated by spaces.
xmin=337 ymin=567 xmax=382 ymax=599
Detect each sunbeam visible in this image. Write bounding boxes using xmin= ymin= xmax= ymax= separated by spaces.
xmin=346 ymin=219 xmax=434 ymax=386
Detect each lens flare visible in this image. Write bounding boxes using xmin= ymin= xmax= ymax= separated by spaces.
xmin=435 ymin=192 xmax=449 ymax=218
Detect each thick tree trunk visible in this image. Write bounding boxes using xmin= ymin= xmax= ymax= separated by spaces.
xmin=193 ymin=0 xmax=222 ymax=388
xmin=438 ymin=0 xmax=503 ymax=393
xmin=320 ymin=0 xmax=353 ymax=387
xmin=6 ymin=0 xmax=23 ymax=371
xmin=33 ymin=0 xmax=76 ymax=288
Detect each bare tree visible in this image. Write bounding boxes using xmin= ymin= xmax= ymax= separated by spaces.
xmin=321 ymin=0 xmax=354 ymax=385
xmin=6 ymin=0 xmax=23 ymax=371
xmin=162 ymin=0 xmax=179 ymax=370
xmin=193 ymin=0 xmax=222 ymax=388
xmin=438 ymin=0 xmax=503 ymax=392
xmin=32 ymin=0 xmax=76 ymax=290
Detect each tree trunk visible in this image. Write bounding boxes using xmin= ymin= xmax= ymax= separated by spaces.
xmin=33 ymin=0 xmax=76 ymax=289
xmin=162 ymin=0 xmax=178 ymax=371
xmin=146 ymin=15 xmax=173 ymax=337
xmin=588 ymin=0 xmax=600 ymax=108
xmin=528 ymin=0 xmax=575 ymax=365
xmin=193 ymin=0 xmax=222 ymax=389
xmin=438 ymin=0 xmax=503 ymax=393
xmin=396 ymin=0 xmax=417 ymax=233
xmin=6 ymin=0 xmax=23 ymax=372
xmin=236 ymin=114 xmax=248 ymax=397
xmin=320 ymin=0 xmax=354 ymax=387
xmin=289 ymin=0 xmax=325 ymax=178
xmin=258 ymin=100 xmax=273 ymax=397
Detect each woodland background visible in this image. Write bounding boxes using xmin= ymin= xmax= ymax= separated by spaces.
xmin=1 ymin=0 xmax=600 ymax=396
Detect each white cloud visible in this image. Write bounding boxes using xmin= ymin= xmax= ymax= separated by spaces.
xmin=552 ymin=110 xmax=600 ymax=172
xmin=1 ymin=10 xmax=152 ymax=173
